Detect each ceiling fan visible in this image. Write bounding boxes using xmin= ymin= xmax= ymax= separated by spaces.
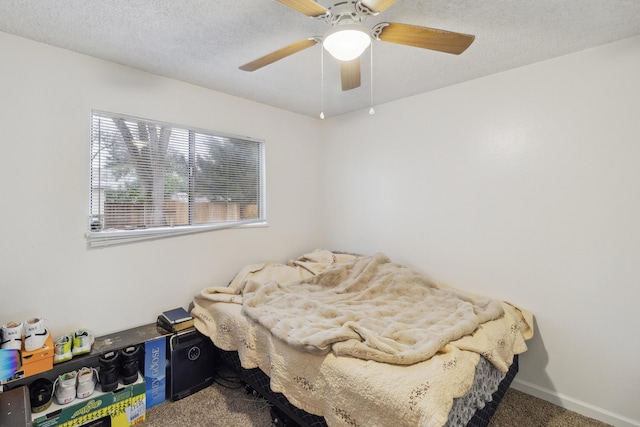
xmin=239 ymin=0 xmax=475 ymax=91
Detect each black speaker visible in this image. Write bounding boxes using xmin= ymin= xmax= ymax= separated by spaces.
xmin=167 ymin=329 xmax=216 ymax=401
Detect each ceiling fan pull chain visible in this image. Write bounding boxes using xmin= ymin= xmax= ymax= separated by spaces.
xmin=320 ymin=47 xmax=325 ymax=120
xmin=369 ymin=42 xmax=375 ymax=115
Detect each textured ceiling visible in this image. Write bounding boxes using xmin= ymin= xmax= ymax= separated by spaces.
xmin=1 ymin=0 xmax=639 ymax=118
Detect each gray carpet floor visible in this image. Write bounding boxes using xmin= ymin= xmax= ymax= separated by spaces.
xmin=143 ymin=373 xmax=611 ymax=427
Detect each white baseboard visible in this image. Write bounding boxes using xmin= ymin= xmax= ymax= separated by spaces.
xmin=511 ymin=379 xmax=639 ymax=427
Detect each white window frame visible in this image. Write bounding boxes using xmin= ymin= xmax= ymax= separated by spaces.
xmin=87 ymin=110 xmax=266 ymax=247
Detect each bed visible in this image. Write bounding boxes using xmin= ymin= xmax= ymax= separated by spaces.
xmin=191 ymin=250 xmax=533 ymax=427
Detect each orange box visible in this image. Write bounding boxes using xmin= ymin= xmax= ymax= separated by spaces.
xmin=18 ymin=335 xmax=54 ymax=378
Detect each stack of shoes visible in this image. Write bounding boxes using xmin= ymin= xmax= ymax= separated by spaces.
xmin=53 ymin=330 xmax=95 ymax=364
xmin=1 ymin=318 xmax=50 ymax=351
xmin=98 ymin=345 xmax=141 ymax=392
xmin=52 ymin=367 xmax=99 ymax=405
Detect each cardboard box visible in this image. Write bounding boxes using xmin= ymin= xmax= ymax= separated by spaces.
xmin=124 ymin=384 xmax=146 ymax=426
xmin=32 ymin=373 xmax=146 ymax=427
xmin=144 ymin=336 xmax=166 ymax=409
xmin=17 ymin=335 xmax=53 ymax=378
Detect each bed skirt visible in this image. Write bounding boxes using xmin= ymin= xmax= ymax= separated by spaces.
xmin=216 ymin=348 xmax=518 ymax=427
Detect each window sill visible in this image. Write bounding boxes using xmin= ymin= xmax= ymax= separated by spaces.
xmin=86 ymin=220 xmax=267 ymax=248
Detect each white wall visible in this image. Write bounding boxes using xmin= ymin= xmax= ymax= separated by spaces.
xmin=322 ymin=35 xmax=640 ymax=426
xmin=0 ymin=32 xmax=324 ymax=336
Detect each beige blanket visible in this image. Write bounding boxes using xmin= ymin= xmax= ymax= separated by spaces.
xmin=196 ymin=249 xmax=355 ymax=304
xmin=241 ymin=253 xmax=505 ymax=365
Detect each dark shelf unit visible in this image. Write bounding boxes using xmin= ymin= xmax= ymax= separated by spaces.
xmin=6 ymin=323 xmax=172 ymax=390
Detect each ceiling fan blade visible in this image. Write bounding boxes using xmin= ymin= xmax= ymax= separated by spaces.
xmin=239 ymin=38 xmax=319 ymax=71
xmin=376 ymin=22 xmax=475 ymax=54
xmin=340 ymin=58 xmax=361 ymax=91
xmin=275 ymin=0 xmax=330 ymax=17
xmin=360 ymin=0 xmax=398 ymax=13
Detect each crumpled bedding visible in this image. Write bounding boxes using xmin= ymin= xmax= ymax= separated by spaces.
xmin=195 ymin=249 xmax=353 ymax=304
xmin=192 ymin=249 xmax=534 ymax=427
xmin=241 ymin=252 xmax=505 ymax=365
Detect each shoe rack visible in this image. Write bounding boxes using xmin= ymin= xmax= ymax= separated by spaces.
xmin=6 ymin=323 xmax=172 ymax=390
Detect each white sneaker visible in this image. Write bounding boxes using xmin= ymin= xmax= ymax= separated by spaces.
xmin=53 ymin=335 xmax=73 ymax=364
xmin=71 ymin=330 xmax=94 ymax=356
xmin=1 ymin=321 xmax=23 ymax=350
xmin=76 ymin=367 xmax=99 ymax=398
xmin=24 ymin=318 xmax=49 ymax=352
xmin=54 ymin=371 xmax=77 ymax=405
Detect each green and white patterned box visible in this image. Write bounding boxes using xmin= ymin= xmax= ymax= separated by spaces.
xmin=32 ymin=374 xmax=146 ymax=427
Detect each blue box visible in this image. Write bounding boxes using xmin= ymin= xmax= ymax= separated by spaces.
xmin=144 ymin=336 xmax=166 ymax=408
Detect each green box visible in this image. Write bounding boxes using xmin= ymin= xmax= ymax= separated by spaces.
xmin=32 ymin=374 xmax=146 ymax=427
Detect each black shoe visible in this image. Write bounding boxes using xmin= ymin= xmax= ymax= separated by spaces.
xmin=99 ymin=350 xmax=120 ymax=392
xmin=120 ymin=345 xmax=141 ymax=385
xmin=29 ymin=378 xmax=54 ymax=413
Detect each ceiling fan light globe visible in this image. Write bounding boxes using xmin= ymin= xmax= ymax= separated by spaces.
xmin=323 ymin=27 xmax=371 ymax=61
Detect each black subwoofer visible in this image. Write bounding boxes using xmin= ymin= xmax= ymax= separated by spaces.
xmin=167 ymin=329 xmax=216 ymax=401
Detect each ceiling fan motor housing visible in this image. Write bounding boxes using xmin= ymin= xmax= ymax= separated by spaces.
xmin=323 ymin=1 xmax=377 ymax=26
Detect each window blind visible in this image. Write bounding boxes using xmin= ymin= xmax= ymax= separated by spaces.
xmin=87 ymin=111 xmax=265 ymax=247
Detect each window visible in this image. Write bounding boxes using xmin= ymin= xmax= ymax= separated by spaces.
xmin=88 ymin=111 xmax=265 ymax=247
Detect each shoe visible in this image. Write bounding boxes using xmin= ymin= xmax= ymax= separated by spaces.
xmin=72 ymin=330 xmax=94 ymax=356
xmin=24 ymin=318 xmax=49 ymax=352
xmin=54 ymin=371 xmax=77 ymax=405
xmin=1 ymin=321 xmax=23 ymax=350
xmin=99 ymin=351 xmax=120 ymax=392
xmin=120 ymin=345 xmax=141 ymax=385
xmin=76 ymin=367 xmax=99 ymax=398
xmin=53 ymin=335 xmax=73 ymax=364
xmin=29 ymin=378 xmax=54 ymax=413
